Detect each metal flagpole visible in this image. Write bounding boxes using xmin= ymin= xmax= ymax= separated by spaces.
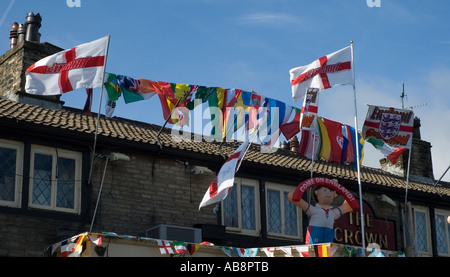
xmin=404 ymin=141 xmax=413 ymax=204
xmin=350 ymin=41 xmax=366 ymax=250
xmin=432 ymin=165 xmax=450 ymax=196
xmin=88 ymin=35 xmax=111 ymax=185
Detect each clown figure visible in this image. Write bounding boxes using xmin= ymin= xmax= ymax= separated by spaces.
xmin=288 ymin=183 xmax=354 ymax=245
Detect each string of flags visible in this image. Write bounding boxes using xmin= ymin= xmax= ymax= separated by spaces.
xmin=23 ymin=36 xmax=415 ymax=169
xmin=47 ymin=232 xmax=405 ymax=257
xmin=103 ymin=72 xmax=370 ymax=167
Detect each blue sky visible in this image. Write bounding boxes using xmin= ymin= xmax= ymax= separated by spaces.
xmin=1 ymin=0 xmax=449 ymax=181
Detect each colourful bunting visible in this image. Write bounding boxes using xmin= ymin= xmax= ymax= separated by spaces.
xmin=52 ymin=232 xmax=405 ymax=257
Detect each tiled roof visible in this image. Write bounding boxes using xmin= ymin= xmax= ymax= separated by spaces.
xmin=1 ymin=98 xmax=449 ymax=198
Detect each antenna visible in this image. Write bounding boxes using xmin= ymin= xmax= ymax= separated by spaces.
xmin=400 ymin=83 xmax=407 ymax=108
xmin=400 ymin=83 xmax=427 ymax=110
xmin=407 ymin=102 xmax=427 ymax=110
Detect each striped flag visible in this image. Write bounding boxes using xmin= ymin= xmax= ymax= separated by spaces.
xmin=173 ymin=241 xmax=188 ymax=254
xmin=60 ymin=240 xmax=68 ymax=257
xmin=26 ymin=36 xmax=109 ymax=95
xmin=367 ymin=137 xmax=406 ymax=164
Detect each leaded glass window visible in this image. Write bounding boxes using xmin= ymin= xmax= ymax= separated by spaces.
xmin=29 ymin=146 xmax=81 ymax=214
xmin=0 ymin=140 xmax=23 ymax=208
xmin=0 ymin=147 xmax=17 ymax=202
xmin=415 ymin=211 xmax=428 ymax=252
xmin=266 ymin=183 xmax=302 ymax=240
xmin=222 ymin=178 xmax=260 ymax=236
xmin=435 ymin=210 xmax=450 ymax=256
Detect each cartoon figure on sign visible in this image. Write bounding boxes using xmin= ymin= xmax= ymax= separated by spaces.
xmin=288 ymin=177 xmax=359 ymax=244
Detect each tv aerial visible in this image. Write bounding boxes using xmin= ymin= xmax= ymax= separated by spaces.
xmin=400 ymin=83 xmax=427 ymax=110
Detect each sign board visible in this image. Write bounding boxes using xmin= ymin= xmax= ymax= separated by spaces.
xmin=334 ymin=201 xmax=397 ymax=251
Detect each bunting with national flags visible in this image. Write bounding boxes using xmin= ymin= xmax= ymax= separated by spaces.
xmin=290 ymin=45 xmax=353 ymax=102
xmin=103 ymin=73 xmax=302 ymax=144
xmin=309 ymin=116 xmax=364 ymax=167
xmin=25 ymin=36 xmax=109 ymax=95
xmin=151 ymin=81 xmax=192 ymax=126
xmin=362 ymin=105 xmax=414 ymax=149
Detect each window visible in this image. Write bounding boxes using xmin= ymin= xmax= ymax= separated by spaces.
xmin=435 ymin=209 xmax=450 ymax=257
xmin=0 ymin=139 xmax=23 ymax=208
xmin=412 ymin=205 xmax=432 ymax=256
xmin=222 ymin=178 xmax=260 ymax=236
xmin=266 ymin=182 xmax=303 ymax=240
xmin=29 ymin=145 xmax=82 ymax=214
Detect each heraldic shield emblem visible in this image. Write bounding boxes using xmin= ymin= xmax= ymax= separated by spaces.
xmin=379 ymin=113 xmax=401 ymax=140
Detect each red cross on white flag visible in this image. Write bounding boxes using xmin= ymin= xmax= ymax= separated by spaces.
xmin=157 ymin=240 xmax=174 ymax=255
xmin=25 ymin=36 xmax=109 ymax=95
xmin=290 ymin=46 xmax=353 ymax=101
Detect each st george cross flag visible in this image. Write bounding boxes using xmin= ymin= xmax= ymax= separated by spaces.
xmin=297 ymin=89 xmax=320 ymax=159
xmin=25 ymin=36 xmax=109 ymax=95
xmin=157 ymin=240 xmax=174 ymax=255
xmin=290 ymin=46 xmax=353 ymax=101
xmin=198 ymin=131 xmax=256 ymax=209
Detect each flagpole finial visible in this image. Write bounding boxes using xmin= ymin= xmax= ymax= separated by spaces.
xmin=350 ymin=40 xmax=354 ymax=45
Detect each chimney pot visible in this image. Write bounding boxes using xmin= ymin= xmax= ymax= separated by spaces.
xmin=17 ymin=24 xmax=26 ymax=43
xmin=25 ymin=12 xmax=42 ymax=42
xmin=9 ymin=22 xmax=19 ymax=49
xmin=290 ymin=136 xmax=299 ymax=153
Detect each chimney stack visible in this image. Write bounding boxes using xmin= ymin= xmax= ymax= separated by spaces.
xmin=9 ymin=22 xmax=18 ymax=49
xmin=25 ymin=12 xmax=42 ymax=43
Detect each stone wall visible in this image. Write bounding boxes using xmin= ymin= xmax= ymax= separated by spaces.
xmin=88 ymin=150 xmax=218 ymax=236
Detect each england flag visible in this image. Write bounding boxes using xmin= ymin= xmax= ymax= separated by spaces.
xmin=25 ymin=36 xmax=109 ymax=95
xmin=290 ymin=45 xmax=353 ymax=101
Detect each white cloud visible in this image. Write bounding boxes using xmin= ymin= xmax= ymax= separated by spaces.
xmin=235 ymin=12 xmax=301 ymax=26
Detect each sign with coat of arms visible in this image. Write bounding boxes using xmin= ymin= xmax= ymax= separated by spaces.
xmin=362 ymin=105 xmax=414 ymax=149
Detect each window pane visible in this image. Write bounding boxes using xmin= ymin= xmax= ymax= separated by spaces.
xmin=284 ymin=192 xmax=298 ymax=236
xmin=32 ymin=153 xmax=52 ymax=206
xmin=267 ymin=189 xmax=281 ymax=234
xmin=56 ymin=157 xmax=75 ymax=209
xmin=0 ymin=147 xmax=17 ymax=202
xmin=435 ymin=214 xmax=448 ymax=254
xmin=223 ymin=185 xmax=238 ymax=228
xmin=241 ymin=185 xmax=255 ymax=230
xmin=415 ymin=211 xmax=428 ymax=252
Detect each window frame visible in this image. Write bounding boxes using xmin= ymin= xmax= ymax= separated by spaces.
xmin=0 ymin=139 xmax=24 ymax=208
xmin=221 ymin=177 xmax=261 ymax=237
xmin=265 ymin=182 xmax=303 ymax=240
xmin=435 ymin=208 xmax=450 ymax=257
xmin=29 ymin=145 xmax=82 ymax=214
xmin=412 ymin=205 xmax=432 ymax=257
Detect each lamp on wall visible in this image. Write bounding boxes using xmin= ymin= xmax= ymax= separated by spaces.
xmin=377 ymin=194 xmax=397 ymax=207
xmin=89 ymin=152 xmax=130 ymax=233
xmin=190 ymin=166 xmax=213 ymax=175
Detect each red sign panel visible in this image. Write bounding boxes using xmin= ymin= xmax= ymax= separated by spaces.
xmin=334 ymin=201 xmax=397 ymax=251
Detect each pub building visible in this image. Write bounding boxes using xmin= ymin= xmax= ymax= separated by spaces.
xmin=0 ymin=12 xmax=449 ymax=257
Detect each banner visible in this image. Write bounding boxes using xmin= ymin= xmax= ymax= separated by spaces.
xmin=362 ymin=105 xmax=414 ymax=149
